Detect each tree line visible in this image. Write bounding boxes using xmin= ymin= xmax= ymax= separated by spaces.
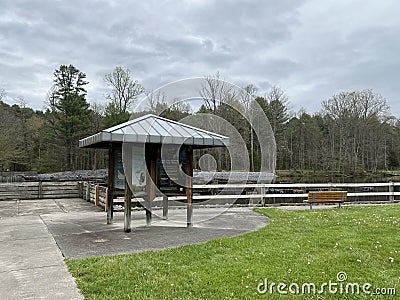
xmin=0 ymin=66 xmax=399 ymax=176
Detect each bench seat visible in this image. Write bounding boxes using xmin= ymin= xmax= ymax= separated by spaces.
xmin=304 ymin=191 xmax=347 ymax=209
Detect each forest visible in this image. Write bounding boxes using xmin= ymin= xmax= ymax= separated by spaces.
xmin=1 ymin=65 xmax=399 ymax=177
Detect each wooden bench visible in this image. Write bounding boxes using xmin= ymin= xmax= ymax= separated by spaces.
xmin=304 ymin=191 xmax=347 ymax=209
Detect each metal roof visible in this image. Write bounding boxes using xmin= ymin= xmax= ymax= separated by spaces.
xmin=79 ymin=114 xmax=229 ymax=148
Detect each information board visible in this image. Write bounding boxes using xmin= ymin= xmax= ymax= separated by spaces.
xmin=158 ymin=146 xmax=186 ymax=195
xmin=114 ymin=148 xmax=125 ymax=190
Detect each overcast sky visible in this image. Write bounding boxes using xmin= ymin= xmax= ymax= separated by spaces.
xmin=1 ymin=0 xmax=399 ymax=116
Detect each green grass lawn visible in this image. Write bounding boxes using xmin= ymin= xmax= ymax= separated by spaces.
xmin=66 ymin=205 xmax=400 ymax=299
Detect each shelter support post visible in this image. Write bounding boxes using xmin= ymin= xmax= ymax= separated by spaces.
xmin=145 ymin=145 xmax=157 ymax=226
xmin=107 ymin=144 xmax=115 ymax=224
xmin=186 ymin=147 xmax=193 ymax=228
xmin=124 ymin=180 xmax=132 ymax=232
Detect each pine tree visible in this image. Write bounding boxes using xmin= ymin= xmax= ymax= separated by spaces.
xmin=47 ymin=64 xmax=90 ymax=170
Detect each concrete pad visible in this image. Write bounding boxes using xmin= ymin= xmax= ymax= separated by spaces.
xmin=0 ymin=200 xmax=18 ymax=218
xmin=17 ymin=200 xmax=66 ymax=215
xmin=42 ymin=207 xmax=269 ymax=259
xmin=53 ymin=198 xmax=102 ymax=213
xmin=0 ymin=215 xmax=49 ymax=242
xmin=0 ymin=215 xmax=83 ymax=299
xmin=0 ymin=265 xmax=83 ymax=300
xmin=0 ymin=198 xmax=100 ymax=219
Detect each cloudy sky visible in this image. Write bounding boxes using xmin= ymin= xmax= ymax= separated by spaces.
xmin=1 ymin=0 xmax=399 ymax=116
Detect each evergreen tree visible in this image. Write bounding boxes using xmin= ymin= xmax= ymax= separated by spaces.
xmin=47 ymin=64 xmax=90 ymax=170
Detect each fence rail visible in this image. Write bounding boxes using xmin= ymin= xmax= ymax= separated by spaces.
xmin=81 ymin=181 xmax=399 ymax=209
xmin=192 ymin=182 xmax=400 ymax=204
xmin=0 ymin=181 xmax=81 ymax=200
xmin=2 ymin=181 xmax=398 ymax=206
xmin=82 ymin=182 xmax=108 ymax=208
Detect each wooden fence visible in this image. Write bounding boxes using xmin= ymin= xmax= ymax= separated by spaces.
xmin=2 ymin=181 xmax=398 ymax=206
xmin=81 ymin=181 xmax=400 ymax=209
xmin=82 ymin=182 xmax=108 ymax=208
xmin=191 ymin=182 xmax=400 ymax=205
xmin=0 ymin=181 xmax=81 ymax=200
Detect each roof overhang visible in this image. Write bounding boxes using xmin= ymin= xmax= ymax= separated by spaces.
xmin=79 ymin=114 xmax=229 ymax=149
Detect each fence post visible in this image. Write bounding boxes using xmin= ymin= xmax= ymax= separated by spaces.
xmin=77 ymin=182 xmax=83 ymax=198
xmin=163 ymin=195 xmax=168 ymax=219
xmin=389 ymin=181 xmax=394 ymax=202
xmin=85 ymin=183 xmax=90 ymax=201
xmin=38 ymin=181 xmax=43 ymax=199
xmin=105 ymin=188 xmax=109 ymax=212
xmin=261 ymin=186 xmax=266 ymax=207
xmin=95 ymin=184 xmax=99 ymax=206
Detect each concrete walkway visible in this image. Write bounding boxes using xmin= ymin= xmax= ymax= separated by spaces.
xmin=0 ymin=215 xmax=83 ymax=299
xmin=0 ymin=198 xmax=269 ymax=299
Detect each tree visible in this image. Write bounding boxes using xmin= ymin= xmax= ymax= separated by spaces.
xmin=265 ymin=86 xmax=289 ymax=134
xmin=104 ymin=66 xmax=144 ymax=127
xmin=199 ymin=72 xmax=237 ymax=114
xmin=160 ymin=100 xmax=191 ymax=121
xmin=262 ymin=86 xmax=290 ymax=170
xmin=77 ymin=101 xmax=108 ymax=170
xmin=26 ymin=113 xmax=46 ymax=171
xmin=0 ymin=101 xmax=24 ymax=170
xmin=146 ymin=91 xmax=167 ymax=114
xmin=241 ymin=84 xmax=258 ymax=171
xmin=47 ymin=64 xmax=90 ymax=171
xmin=322 ymin=90 xmax=391 ymax=173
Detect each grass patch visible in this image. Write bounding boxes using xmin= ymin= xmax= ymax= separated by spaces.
xmin=67 ymin=205 xmax=400 ymax=299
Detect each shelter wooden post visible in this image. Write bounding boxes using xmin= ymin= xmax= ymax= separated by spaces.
xmin=107 ymin=144 xmax=115 ymax=224
xmin=186 ymin=146 xmax=193 ymax=227
xmin=145 ymin=145 xmax=157 ymax=226
xmin=124 ymin=179 xmax=132 ymax=232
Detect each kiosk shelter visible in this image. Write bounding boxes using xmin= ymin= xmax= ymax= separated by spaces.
xmin=79 ymin=114 xmax=229 ymax=232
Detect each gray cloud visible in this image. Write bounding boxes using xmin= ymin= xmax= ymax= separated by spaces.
xmin=0 ymin=0 xmax=399 ymax=117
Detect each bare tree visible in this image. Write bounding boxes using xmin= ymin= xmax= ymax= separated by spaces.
xmin=322 ymin=90 xmax=391 ymax=173
xmin=16 ymin=97 xmax=30 ymax=164
xmin=240 ymin=84 xmax=258 ymax=111
xmin=89 ymin=100 xmax=105 ymax=132
xmin=239 ymin=84 xmax=258 ymax=171
xmin=104 ymin=66 xmax=144 ymax=114
xmin=145 ymin=90 xmax=168 ymax=114
xmin=199 ymin=72 xmax=237 ymax=113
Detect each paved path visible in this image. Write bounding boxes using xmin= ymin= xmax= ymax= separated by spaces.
xmin=0 ymin=215 xmax=83 ymax=300
xmin=0 ymin=198 xmax=269 ymax=299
